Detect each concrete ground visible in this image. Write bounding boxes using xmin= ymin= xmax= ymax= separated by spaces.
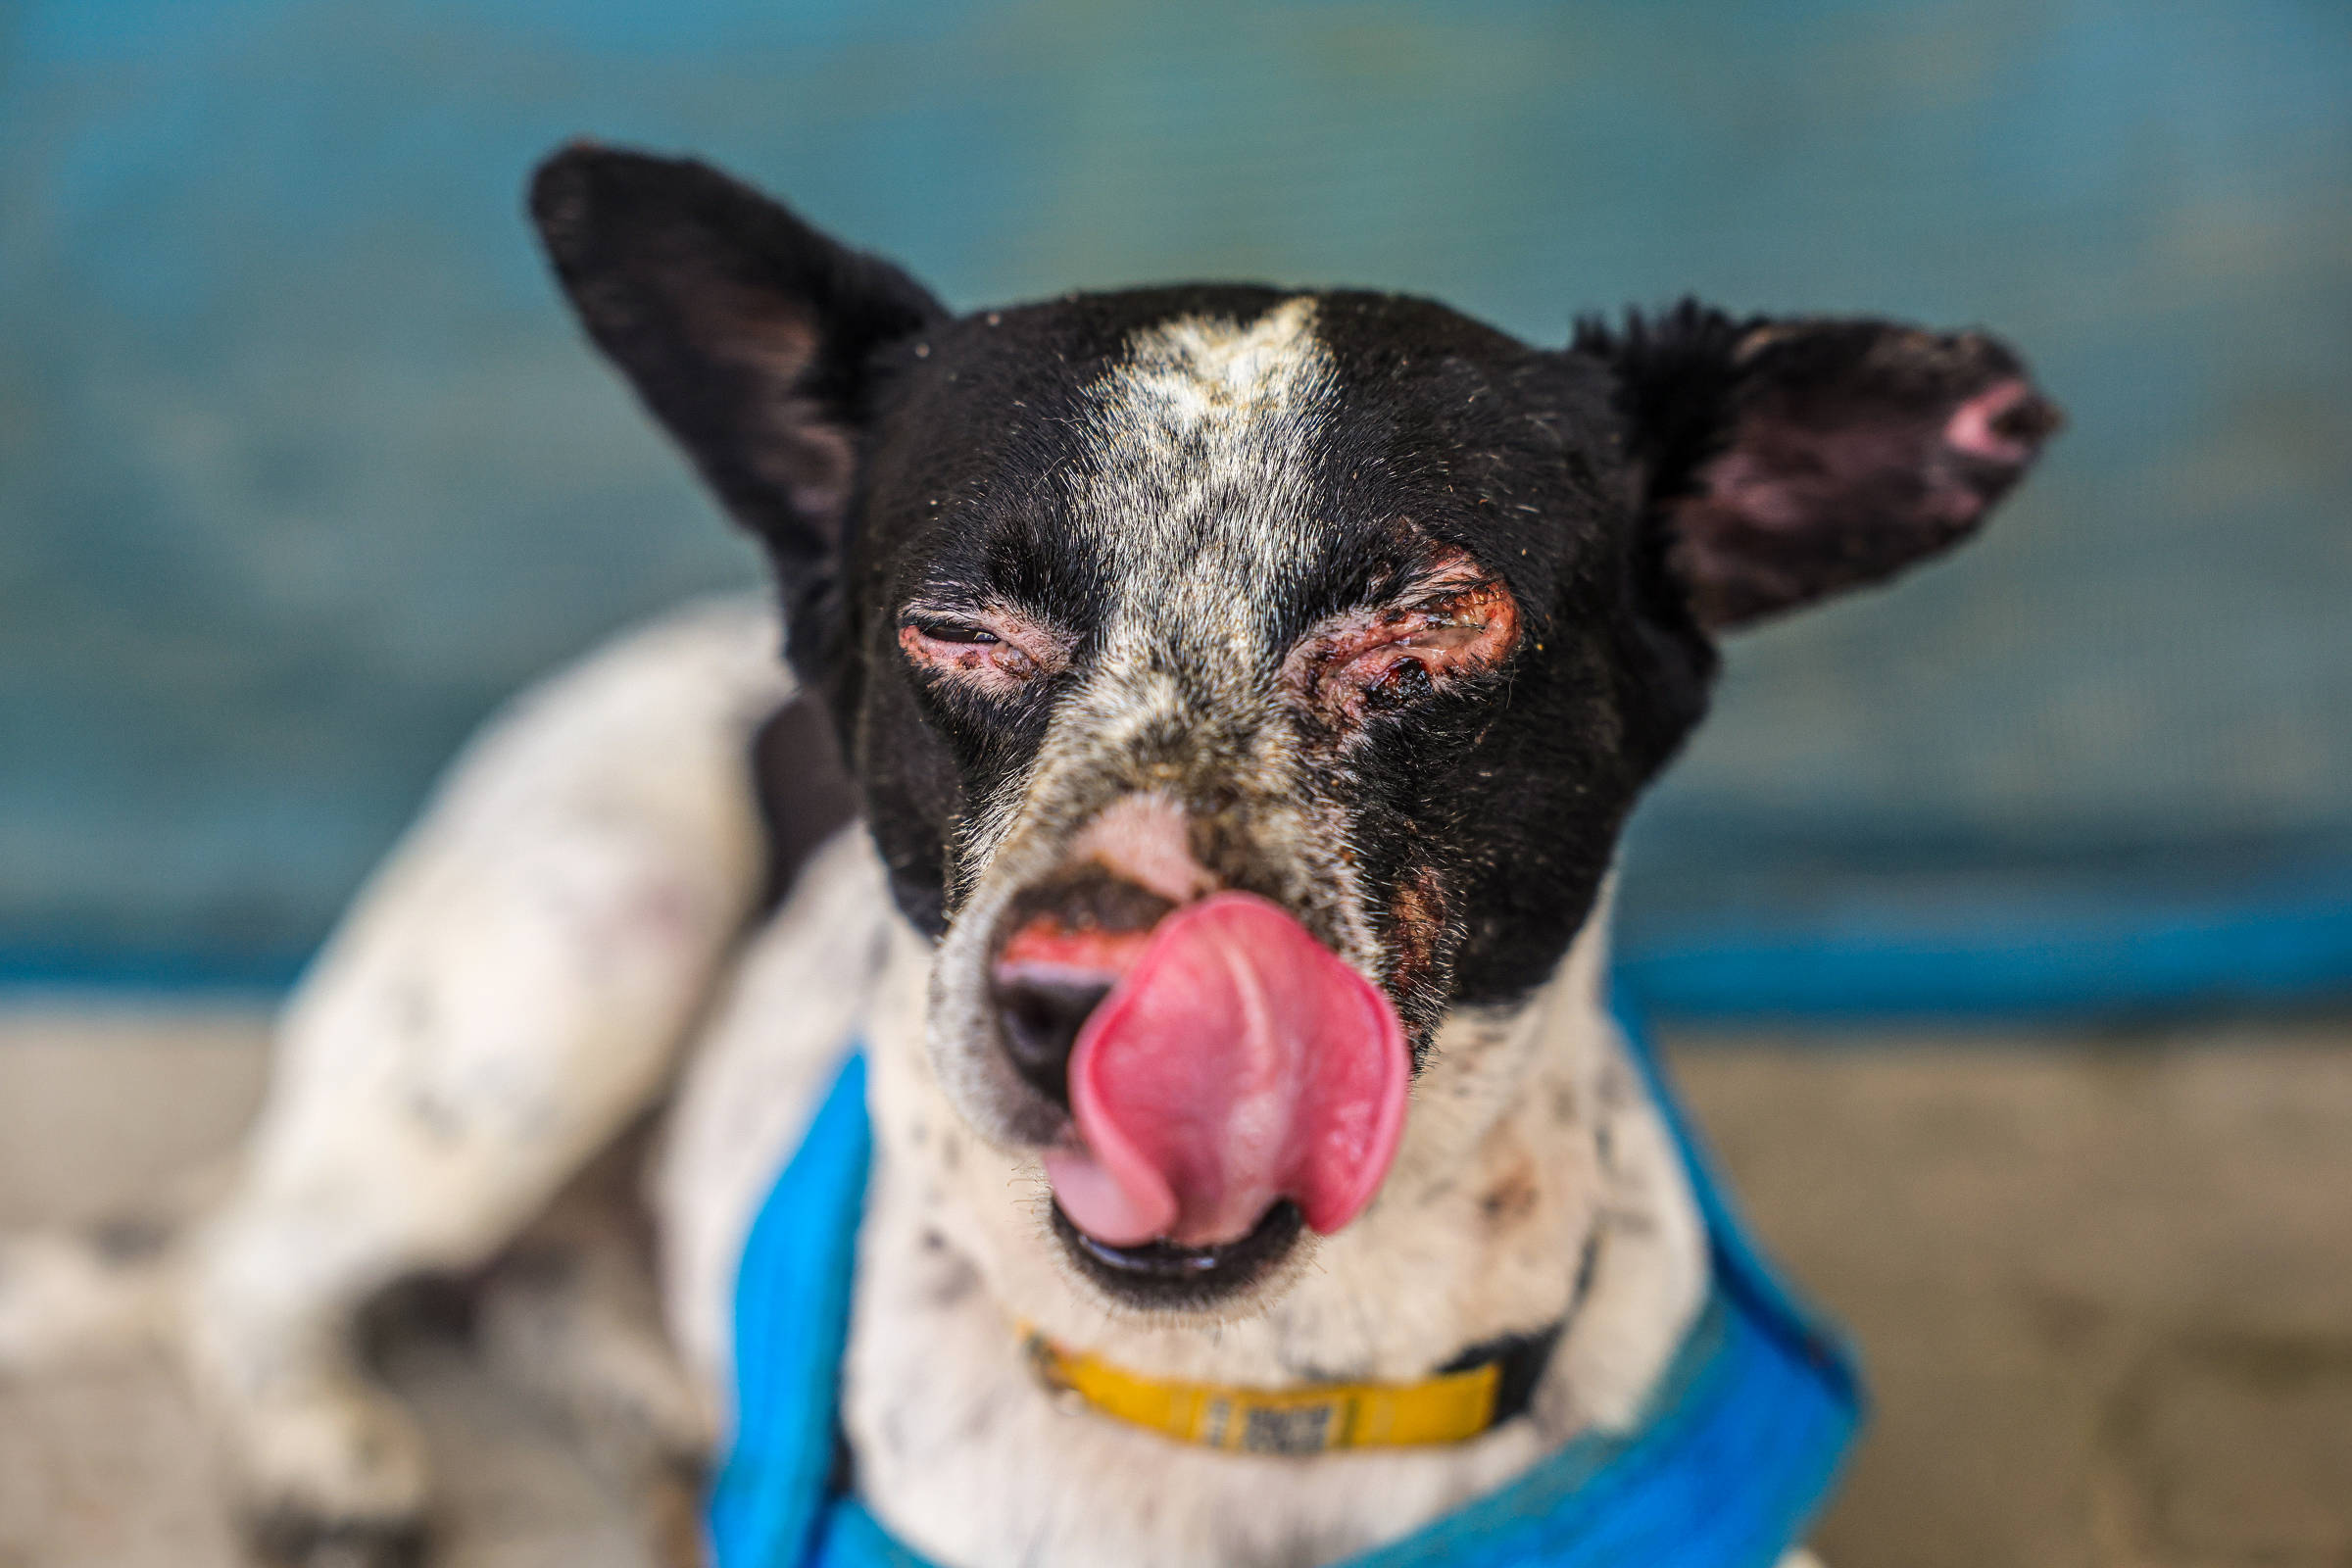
xmin=2 ymin=1003 xmax=2347 ymax=1568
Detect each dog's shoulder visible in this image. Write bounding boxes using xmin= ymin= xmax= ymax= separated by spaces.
xmin=654 ymin=828 xmax=902 ymax=1390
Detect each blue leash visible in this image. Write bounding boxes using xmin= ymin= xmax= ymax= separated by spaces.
xmin=710 ymin=1002 xmax=1862 ymax=1567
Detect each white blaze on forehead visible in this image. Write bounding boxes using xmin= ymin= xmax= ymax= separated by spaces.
xmin=1104 ymin=294 xmax=1330 ymax=431
xmin=1072 ymin=297 xmax=1337 ymax=659
xmin=948 ymin=300 xmax=1343 ymax=885
xmin=947 ymin=297 xmax=1381 ymax=1035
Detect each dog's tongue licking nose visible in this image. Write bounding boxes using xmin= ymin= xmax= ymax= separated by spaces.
xmin=1043 ymin=892 xmax=1409 ymax=1250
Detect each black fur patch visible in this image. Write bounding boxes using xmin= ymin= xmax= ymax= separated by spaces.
xmin=749 ymin=692 xmax=860 ymax=913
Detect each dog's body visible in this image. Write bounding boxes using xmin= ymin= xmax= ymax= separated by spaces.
xmin=0 ymin=147 xmax=2056 ymax=1568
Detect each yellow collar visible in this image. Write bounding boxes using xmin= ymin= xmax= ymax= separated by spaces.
xmin=1020 ymin=1327 xmax=1550 ymax=1456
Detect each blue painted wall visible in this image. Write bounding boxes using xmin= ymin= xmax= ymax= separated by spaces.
xmin=4 ymin=1 xmax=2348 ymax=1010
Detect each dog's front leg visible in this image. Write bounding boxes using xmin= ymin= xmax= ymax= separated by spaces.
xmin=182 ymin=601 xmax=789 ymax=1565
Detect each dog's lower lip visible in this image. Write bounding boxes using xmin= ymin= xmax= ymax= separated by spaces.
xmin=1051 ymin=1199 xmax=1302 ymax=1292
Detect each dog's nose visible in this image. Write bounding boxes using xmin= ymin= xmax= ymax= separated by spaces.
xmin=991 ymin=872 xmax=1174 ymax=1108
xmin=994 ymin=970 xmax=1116 ymax=1105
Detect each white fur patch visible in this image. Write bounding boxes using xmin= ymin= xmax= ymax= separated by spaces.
xmin=957 ymin=298 xmax=1338 ymax=863
xmin=1073 ymin=296 xmax=1336 ymax=686
xmin=179 ymin=595 xmax=791 ymax=1527
xmin=924 ymin=300 xmax=1387 ymax=1152
xmin=656 ymin=829 xmax=895 ymax=1404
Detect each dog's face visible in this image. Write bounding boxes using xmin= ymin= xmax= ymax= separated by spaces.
xmin=534 ymin=146 xmax=2056 ymax=1312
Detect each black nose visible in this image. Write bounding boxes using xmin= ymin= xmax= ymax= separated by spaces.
xmin=992 ymin=972 xmax=1115 ymax=1108
xmin=992 ymin=869 xmax=1175 ymax=1111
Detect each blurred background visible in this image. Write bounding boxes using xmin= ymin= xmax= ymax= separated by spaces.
xmin=2 ymin=3 xmax=2347 ymax=1566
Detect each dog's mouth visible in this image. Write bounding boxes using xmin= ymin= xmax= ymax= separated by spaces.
xmin=1051 ymin=1198 xmax=1305 ymax=1309
xmin=992 ymin=887 xmax=1410 ymax=1305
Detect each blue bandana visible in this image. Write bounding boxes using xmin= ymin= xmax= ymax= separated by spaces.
xmin=709 ymin=1001 xmax=1862 ymax=1568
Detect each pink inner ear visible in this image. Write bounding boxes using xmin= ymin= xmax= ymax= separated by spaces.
xmin=1942 ymin=378 xmax=2037 ymax=465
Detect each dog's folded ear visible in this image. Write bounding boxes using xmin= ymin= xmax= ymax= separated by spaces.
xmin=529 ymin=143 xmax=946 ymax=635
xmin=1578 ymin=302 xmax=2062 ymax=631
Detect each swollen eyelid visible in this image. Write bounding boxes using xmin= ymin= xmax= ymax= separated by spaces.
xmin=1284 ymin=574 xmax=1521 ymax=727
xmin=1396 ymin=621 xmax=1488 ymax=652
xmin=914 ymin=620 xmax=999 ymax=644
xmin=898 ymin=612 xmax=1065 ymax=690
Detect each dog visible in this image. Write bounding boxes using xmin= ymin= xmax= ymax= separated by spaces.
xmin=0 ymin=144 xmax=2057 ymax=1568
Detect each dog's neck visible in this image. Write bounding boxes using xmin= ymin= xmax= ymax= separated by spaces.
xmin=844 ymin=885 xmax=1710 ymax=1567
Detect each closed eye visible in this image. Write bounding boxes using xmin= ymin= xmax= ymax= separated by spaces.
xmin=913 ymin=619 xmax=1001 ymax=645
xmin=898 ymin=604 xmax=1068 ymax=695
xmin=1285 ymin=557 xmax=1520 ymax=727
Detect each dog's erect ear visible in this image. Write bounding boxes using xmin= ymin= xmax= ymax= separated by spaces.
xmin=529 ymin=143 xmax=946 ymax=636
xmin=1578 ymin=303 xmax=2061 ymax=631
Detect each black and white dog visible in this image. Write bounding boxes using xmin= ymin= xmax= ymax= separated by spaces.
xmin=0 ymin=146 xmax=2056 ymax=1568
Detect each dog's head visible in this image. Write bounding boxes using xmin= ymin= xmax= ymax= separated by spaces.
xmin=533 ymin=146 xmax=2057 ymax=1313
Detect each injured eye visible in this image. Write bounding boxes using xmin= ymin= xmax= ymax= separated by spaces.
xmin=913 ymin=619 xmax=1000 ymax=645
xmin=1286 ymin=566 xmax=1521 ymax=727
xmin=899 ymin=606 xmax=1067 ymax=695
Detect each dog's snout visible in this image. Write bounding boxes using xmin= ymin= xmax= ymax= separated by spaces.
xmin=991 ymin=872 xmax=1174 ymax=1109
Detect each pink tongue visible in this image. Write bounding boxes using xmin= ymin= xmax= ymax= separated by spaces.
xmin=1042 ymin=892 xmax=1409 ymax=1250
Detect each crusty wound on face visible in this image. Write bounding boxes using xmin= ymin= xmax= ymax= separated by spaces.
xmin=1283 ymin=549 xmax=1521 ymax=729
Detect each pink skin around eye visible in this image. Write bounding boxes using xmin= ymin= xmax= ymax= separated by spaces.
xmin=898 ymin=612 xmax=1066 ymax=694
xmin=1288 ymin=572 xmax=1520 ymax=724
